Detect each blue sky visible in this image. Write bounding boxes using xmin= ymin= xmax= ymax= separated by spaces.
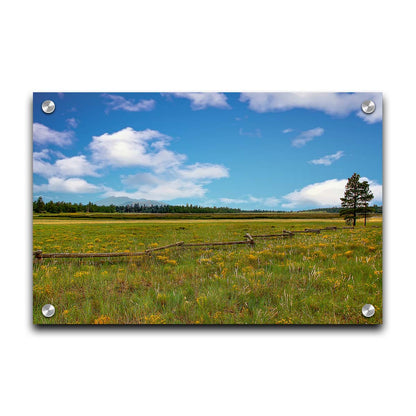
xmin=33 ymin=92 xmax=382 ymax=210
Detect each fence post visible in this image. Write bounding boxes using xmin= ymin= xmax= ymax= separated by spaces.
xmin=244 ymin=233 xmax=255 ymax=247
xmin=33 ymin=250 xmax=43 ymax=263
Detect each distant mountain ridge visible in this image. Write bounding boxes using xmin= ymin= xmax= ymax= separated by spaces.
xmin=96 ymin=196 xmax=166 ymax=206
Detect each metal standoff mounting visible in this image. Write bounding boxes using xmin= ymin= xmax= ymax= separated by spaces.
xmin=42 ymin=304 xmax=56 ymax=318
xmin=361 ymin=100 xmax=376 ymax=114
xmin=362 ymin=304 xmax=375 ymax=318
xmin=42 ymin=100 xmax=55 ymax=114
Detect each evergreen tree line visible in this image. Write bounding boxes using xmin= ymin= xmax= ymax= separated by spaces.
xmin=32 ymin=197 xmax=242 ymax=214
xmin=305 ymin=205 xmax=382 ymax=214
xmin=33 ymin=191 xmax=382 ymax=216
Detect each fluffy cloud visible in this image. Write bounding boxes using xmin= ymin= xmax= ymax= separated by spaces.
xmin=102 ymin=94 xmax=155 ymax=112
xmin=121 ymin=172 xmax=160 ymax=187
xmin=66 ymin=118 xmax=78 ymax=128
xmin=282 ymin=178 xmax=382 ymax=209
xmin=292 ymin=127 xmax=324 ymax=147
xmin=219 ymin=195 xmax=280 ymax=207
xmin=176 ymin=163 xmax=229 ymax=180
xmin=240 ymin=92 xmax=382 ymax=124
xmin=105 ymin=179 xmax=206 ymax=201
xmin=309 ymin=150 xmax=344 ymax=166
xmin=239 ymin=128 xmax=262 ymax=138
xmin=93 ymin=128 xmax=230 ymax=201
xmin=248 ymin=196 xmax=280 ymax=207
xmin=54 ymin=156 xmax=100 ymax=177
xmin=118 ymin=163 xmax=229 ymax=201
xmin=282 ymin=128 xmax=293 ymax=133
xmin=33 ymin=177 xmax=101 ymax=193
xmin=34 ymin=126 xmax=230 ymax=202
xmin=171 ymin=93 xmax=230 ymax=110
xmin=33 ymin=149 xmax=51 ymax=160
xmin=33 ymin=123 xmax=73 ymax=146
xmin=33 ymin=152 xmax=100 ymax=178
xmin=90 ymin=127 xmax=185 ymax=171
xmin=219 ymin=198 xmax=248 ymax=204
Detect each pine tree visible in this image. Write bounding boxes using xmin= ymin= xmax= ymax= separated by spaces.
xmin=34 ymin=196 xmax=45 ymax=213
xmin=340 ymin=173 xmax=374 ymax=226
xmin=356 ymin=179 xmax=375 ymax=226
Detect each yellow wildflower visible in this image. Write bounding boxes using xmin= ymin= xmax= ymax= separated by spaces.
xmin=93 ymin=315 xmax=111 ymax=324
xmin=144 ymin=314 xmax=166 ymax=324
xmin=196 ymin=296 xmax=207 ymax=307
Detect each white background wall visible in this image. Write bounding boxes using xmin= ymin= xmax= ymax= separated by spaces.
xmin=1 ymin=1 xmax=415 ymax=415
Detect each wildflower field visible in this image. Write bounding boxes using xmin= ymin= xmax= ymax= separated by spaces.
xmin=33 ymin=217 xmax=382 ymax=325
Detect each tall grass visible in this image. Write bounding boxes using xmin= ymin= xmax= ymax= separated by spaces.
xmin=33 ymin=219 xmax=382 ymax=325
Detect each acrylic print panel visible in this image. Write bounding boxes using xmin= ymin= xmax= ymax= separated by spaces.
xmin=33 ymin=92 xmax=383 ymax=325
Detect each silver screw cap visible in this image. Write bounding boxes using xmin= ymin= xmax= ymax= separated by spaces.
xmin=361 ymin=100 xmax=376 ymax=114
xmin=42 ymin=304 xmax=56 ymax=318
xmin=42 ymin=100 xmax=55 ymax=114
xmin=362 ymin=304 xmax=375 ymax=318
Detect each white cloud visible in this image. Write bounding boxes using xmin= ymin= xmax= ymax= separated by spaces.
xmin=33 ymin=123 xmax=74 ymax=146
xmin=292 ymin=127 xmax=324 ymax=147
xmin=54 ymin=156 xmax=100 ymax=177
xmin=282 ymin=178 xmax=382 ymax=209
xmin=105 ymin=179 xmax=206 ymax=201
xmin=33 ymin=177 xmax=101 ymax=194
xmin=263 ymin=197 xmax=281 ymax=207
xmin=220 ymin=198 xmax=248 ymax=204
xmin=365 ymin=178 xmax=383 ymax=202
xmin=218 ymin=195 xmax=280 ymax=207
xmin=89 ymin=127 xmax=185 ymax=171
xmin=116 ymin=163 xmax=229 ymax=201
xmin=102 ymin=94 xmax=155 ymax=112
xmin=87 ymin=127 xmax=231 ymax=202
xmin=240 ymin=92 xmax=382 ymax=123
xmin=248 ymin=195 xmax=280 ymax=207
xmin=239 ymin=128 xmax=262 ymax=138
xmin=171 ymin=93 xmax=230 ymax=110
xmin=121 ymin=172 xmax=161 ymax=187
xmin=282 ymin=128 xmax=293 ymax=133
xmin=33 ymin=154 xmax=100 ymax=178
xmin=33 ymin=149 xmax=50 ymax=160
xmin=176 ymin=163 xmax=229 ymax=180
xmin=66 ymin=118 xmax=78 ymax=128
xmin=309 ymin=150 xmax=344 ymax=166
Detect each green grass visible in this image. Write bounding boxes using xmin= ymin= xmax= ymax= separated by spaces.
xmin=33 ymin=218 xmax=382 ymax=325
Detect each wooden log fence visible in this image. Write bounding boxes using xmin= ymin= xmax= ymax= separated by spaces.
xmin=33 ymin=226 xmax=352 ymax=261
xmin=250 ymin=232 xmax=294 ymax=238
xmin=33 ymin=242 xmax=185 ymax=259
xmin=244 ymin=233 xmax=255 ymax=246
xmin=183 ymin=240 xmax=252 ymax=248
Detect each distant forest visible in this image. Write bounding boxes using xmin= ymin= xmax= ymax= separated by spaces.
xmin=32 ymin=197 xmax=241 ymax=214
xmin=32 ymin=197 xmax=382 ymax=214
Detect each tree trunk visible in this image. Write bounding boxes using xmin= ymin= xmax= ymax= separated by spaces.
xmin=353 ymin=195 xmax=357 ymax=226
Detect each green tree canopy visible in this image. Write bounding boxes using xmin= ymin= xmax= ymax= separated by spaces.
xmin=340 ymin=173 xmax=374 ymax=226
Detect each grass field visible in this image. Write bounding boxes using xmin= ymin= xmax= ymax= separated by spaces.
xmin=33 ymin=217 xmax=382 ymax=325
